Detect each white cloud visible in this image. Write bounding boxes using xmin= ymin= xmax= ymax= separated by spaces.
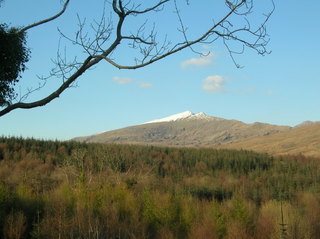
xmin=112 ymin=77 xmax=154 ymax=89
xmin=202 ymin=75 xmax=226 ymax=92
xmin=201 ymin=44 xmax=213 ymax=50
xmin=266 ymin=90 xmax=276 ymax=95
xmin=235 ymin=86 xmax=256 ymax=94
xmin=181 ymin=53 xmax=213 ymax=68
xmin=139 ymin=82 xmax=154 ymax=88
xmin=112 ymin=76 xmax=133 ymax=85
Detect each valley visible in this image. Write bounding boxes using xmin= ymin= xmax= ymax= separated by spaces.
xmin=1 ymin=136 xmax=320 ymax=238
xmin=1 ymin=112 xmax=319 ymax=238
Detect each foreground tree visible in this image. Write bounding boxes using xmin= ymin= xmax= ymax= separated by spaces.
xmin=0 ymin=24 xmax=30 ymax=107
xmin=0 ymin=0 xmax=274 ymax=117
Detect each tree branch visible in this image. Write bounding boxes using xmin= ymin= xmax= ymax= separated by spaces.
xmin=0 ymin=0 xmax=274 ymax=117
xmin=0 ymin=56 xmax=92 ymax=117
xmin=126 ymin=0 xmax=170 ymax=16
xmin=92 ymin=0 xmax=247 ymax=69
xmin=18 ymin=0 xmax=70 ymax=33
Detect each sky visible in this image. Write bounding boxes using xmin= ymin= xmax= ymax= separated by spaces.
xmin=0 ymin=0 xmax=319 ymax=140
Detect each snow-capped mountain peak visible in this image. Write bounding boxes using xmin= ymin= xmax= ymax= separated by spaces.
xmin=144 ymin=111 xmax=193 ymax=124
xmin=193 ymin=112 xmax=208 ymax=119
xmin=143 ymin=111 xmax=217 ymax=124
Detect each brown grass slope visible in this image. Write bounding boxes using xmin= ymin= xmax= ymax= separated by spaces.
xmin=221 ymin=122 xmax=320 ymax=157
xmin=74 ymin=117 xmax=289 ymax=147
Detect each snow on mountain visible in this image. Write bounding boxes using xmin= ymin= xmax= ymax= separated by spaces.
xmin=143 ymin=111 xmax=219 ymax=124
xmin=190 ymin=112 xmax=213 ymax=120
xmin=73 ymin=111 xmax=292 ymax=149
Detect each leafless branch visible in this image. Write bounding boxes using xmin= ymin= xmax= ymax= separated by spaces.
xmin=18 ymin=0 xmax=70 ymax=33
xmin=91 ymin=0 xmax=249 ymax=69
xmin=125 ymin=0 xmax=170 ymax=16
xmin=18 ymin=76 xmax=48 ymax=103
xmin=0 ymin=0 xmax=275 ymax=117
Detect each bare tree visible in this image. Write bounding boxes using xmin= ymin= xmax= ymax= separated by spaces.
xmin=0 ymin=0 xmax=274 ymax=117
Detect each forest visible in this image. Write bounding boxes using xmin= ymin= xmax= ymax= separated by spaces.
xmin=1 ymin=136 xmax=320 ymax=239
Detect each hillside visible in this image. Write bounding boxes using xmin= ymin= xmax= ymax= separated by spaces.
xmin=74 ymin=111 xmax=290 ymax=147
xmin=1 ymin=137 xmax=320 ymax=238
xmin=222 ymin=122 xmax=320 ymax=157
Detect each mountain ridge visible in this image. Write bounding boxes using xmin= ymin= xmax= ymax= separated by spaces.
xmin=143 ymin=111 xmax=221 ymax=124
xmin=73 ymin=111 xmax=291 ymax=148
xmin=220 ymin=122 xmax=320 ymax=157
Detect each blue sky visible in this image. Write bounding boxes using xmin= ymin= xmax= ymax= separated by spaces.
xmin=0 ymin=0 xmax=319 ymax=140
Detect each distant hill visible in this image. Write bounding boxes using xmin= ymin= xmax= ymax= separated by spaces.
xmin=73 ymin=111 xmax=290 ymax=147
xmin=295 ymin=120 xmax=319 ymax=128
xmin=220 ymin=122 xmax=320 ymax=157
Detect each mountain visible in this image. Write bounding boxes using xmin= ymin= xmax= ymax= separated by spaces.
xmin=221 ymin=122 xmax=320 ymax=157
xmin=143 ymin=111 xmax=214 ymax=124
xmin=295 ymin=120 xmax=319 ymax=128
xmin=73 ymin=111 xmax=290 ymax=147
